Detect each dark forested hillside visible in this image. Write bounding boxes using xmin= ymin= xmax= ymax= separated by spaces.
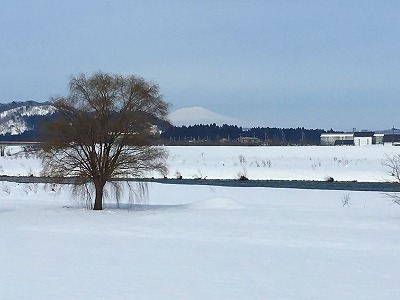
xmin=161 ymin=124 xmax=325 ymax=145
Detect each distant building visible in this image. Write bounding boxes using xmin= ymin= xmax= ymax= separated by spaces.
xmin=321 ymin=132 xmax=400 ymax=146
xmin=353 ymin=132 xmax=374 ymax=146
xmin=238 ymin=137 xmax=261 ymax=145
xmin=320 ymin=133 xmax=354 ymax=146
xmin=383 ymin=133 xmax=400 ymax=145
xmin=373 ymin=133 xmax=384 ymax=145
xmin=219 ymin=138 xmax=230 ymax=144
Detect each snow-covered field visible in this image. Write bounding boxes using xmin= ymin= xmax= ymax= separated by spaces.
xmin=165 ymin=145 xmax=399 ymax=182
xmin=1 ymin=144 xmax=399 ymax=182
xmin=1 ymin=146 xmax=400 ymax=299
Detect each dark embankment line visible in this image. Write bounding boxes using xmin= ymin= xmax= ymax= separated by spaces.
xmin=1 ymin=176 xmax=400 ymax=192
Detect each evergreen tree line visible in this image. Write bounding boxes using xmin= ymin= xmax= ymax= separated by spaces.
xmin=160 ymin=124 xmax=326 ymax=145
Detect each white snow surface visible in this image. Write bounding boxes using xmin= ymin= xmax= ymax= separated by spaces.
xmin=162 ymin=145 xmax=398 ymax=182
xmin=2 ymin=144 xmax=399 ymax=182
xmin=2 ymin=145 xmax=400 ymax=299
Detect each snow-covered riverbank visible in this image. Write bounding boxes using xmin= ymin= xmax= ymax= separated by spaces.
xmin=2 ymin=145 xmax=400 ymax=299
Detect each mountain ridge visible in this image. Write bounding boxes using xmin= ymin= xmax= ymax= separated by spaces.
xmin=169 ymin=107 xmax=238 ymax=126
xmin=0 ymin=101 xmax=55 ymax=137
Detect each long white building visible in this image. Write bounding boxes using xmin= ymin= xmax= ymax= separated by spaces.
xmin=320 ymin=132 xmax=400 ymax=146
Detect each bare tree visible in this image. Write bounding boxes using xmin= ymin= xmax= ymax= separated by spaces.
xmin=41 ymin=72 xmax=169 ymax=210
xmin=382 ymin=153 xmax=400 ymax=205
xmin=382 ymin=153 xmax=400 ymax=183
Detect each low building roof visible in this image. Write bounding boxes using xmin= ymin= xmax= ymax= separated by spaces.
xmin=353 ymin=132 xmax=374 ymax=137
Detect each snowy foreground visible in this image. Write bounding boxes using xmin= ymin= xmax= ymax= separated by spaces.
xmin=1 ymin=146 xmax=400 ymax=299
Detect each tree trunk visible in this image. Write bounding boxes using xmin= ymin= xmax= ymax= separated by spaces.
xmin=93 ymin=180 xmax=104 ymax=210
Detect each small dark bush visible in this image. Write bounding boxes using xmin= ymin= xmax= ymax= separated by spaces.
xmin=325 ymin=176 xmax=334 ymax=182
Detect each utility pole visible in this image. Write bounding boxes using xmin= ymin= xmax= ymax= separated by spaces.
xmin=393 ymin=125 xmax=395 ymax=146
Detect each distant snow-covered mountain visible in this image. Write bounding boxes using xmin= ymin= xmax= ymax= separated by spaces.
xmin=169 ymin=107 xmax=238 ymax=126
xmin=0 ymin=101 xmax=169 ymax=140
xmin=0 ymin=103 xmax=238 ymax=140
xmin=0 ymin=101 xmax=55 ymax=136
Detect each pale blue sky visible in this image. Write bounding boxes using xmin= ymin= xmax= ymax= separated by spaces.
xmin=1 ymin=0 xmax=399 ymax=130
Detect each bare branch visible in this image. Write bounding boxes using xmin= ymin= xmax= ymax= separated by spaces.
xmin=382 ymin=153 xmax=400 ymax=183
